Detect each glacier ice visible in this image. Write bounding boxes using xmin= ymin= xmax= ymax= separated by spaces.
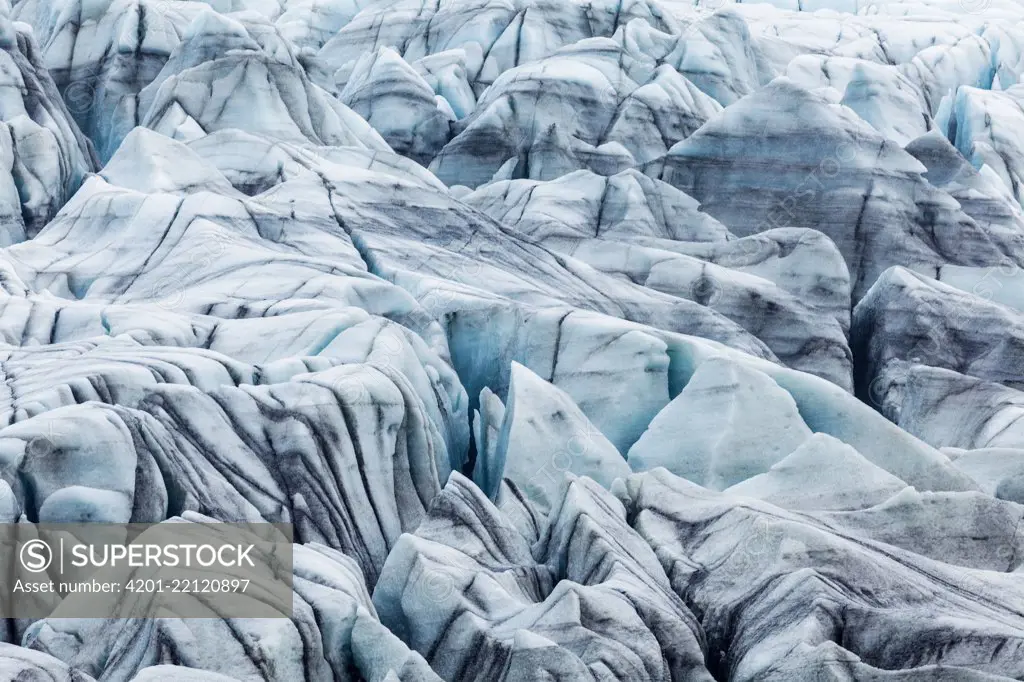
xmin=472 ymin=361 xmax=628 ymax=512
xmin=656 ymin=77 xmax=1017 ymax=299
xmin=429 ymin=39 xmax=722 ymax=186
xmin=723 ymin=432 xmax=909 ymax=511
xmin=463 ymin=170 xmax=855 ymax=386
xmin=0 ymin=14 xmax=95 ymax=243
xmin=0 ymin=0 xmax=1019 ymax=678
xmin=373 ymin=472 xmax=714 ymax=681
xmin=947 ymin=85 xmax=1024 ymax=207
xmin=853 ymin=266 xmax=1024 ymax=410
xmin=0 ymin=642 xmax=94 ymax=681
xmin=338 ymin=47 xmax=454 ymax=165
xmin=622 ymin=469 xmax=1024 ymax=681
xmin=626 ymin=356 xmax=813 ymax=488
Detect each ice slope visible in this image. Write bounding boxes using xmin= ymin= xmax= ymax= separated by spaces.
xmin=655 ymin=78 xmax=1018 ymax=299
xmin=853 ymin=266 xmax=1024 ymax=408
xmin=0 ymin=15 xmax=95 ymax=244
xmin=0 ymin=0 xmax=1018 ymax=678
xmin=472 ymin=361 xmax=629 ymax=511
xmin=463 ymin=170 xmax=855 ymax=386
xmin=787 ymin=55 xmax=933 ymax=145
xmin=429 ymin=39 xmax=722 ymax=186
xmin=338 ymin=47 xmax=454 ymax=165
xmin=947 ymin=447 xmax=1024 ymax=504
xmin=622 ymin=469 xmax=1024 ymax=681
xmin=724 ymin=432 xmax=909 ymax=510
xmin=373 ymin=473 xmax=714 ymax=681
xmin=885 ymin=363 xmax=1024 ymax=450
xmin=947 ymin=85 xmax=1024 ymax=207
xmin=626 ymin=357 xmax=813 ymax=488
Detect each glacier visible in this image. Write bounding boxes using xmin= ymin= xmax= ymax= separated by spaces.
xmin=0 ymin=0 xmax=1020 ymax=678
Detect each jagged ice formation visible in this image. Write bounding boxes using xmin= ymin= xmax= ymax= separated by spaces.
xmin=0 ymin=0 xmax=1021 ymax=678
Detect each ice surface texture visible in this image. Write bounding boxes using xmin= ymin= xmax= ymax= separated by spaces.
xmin=0 ymin=0 xmax=1023 ymax=678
